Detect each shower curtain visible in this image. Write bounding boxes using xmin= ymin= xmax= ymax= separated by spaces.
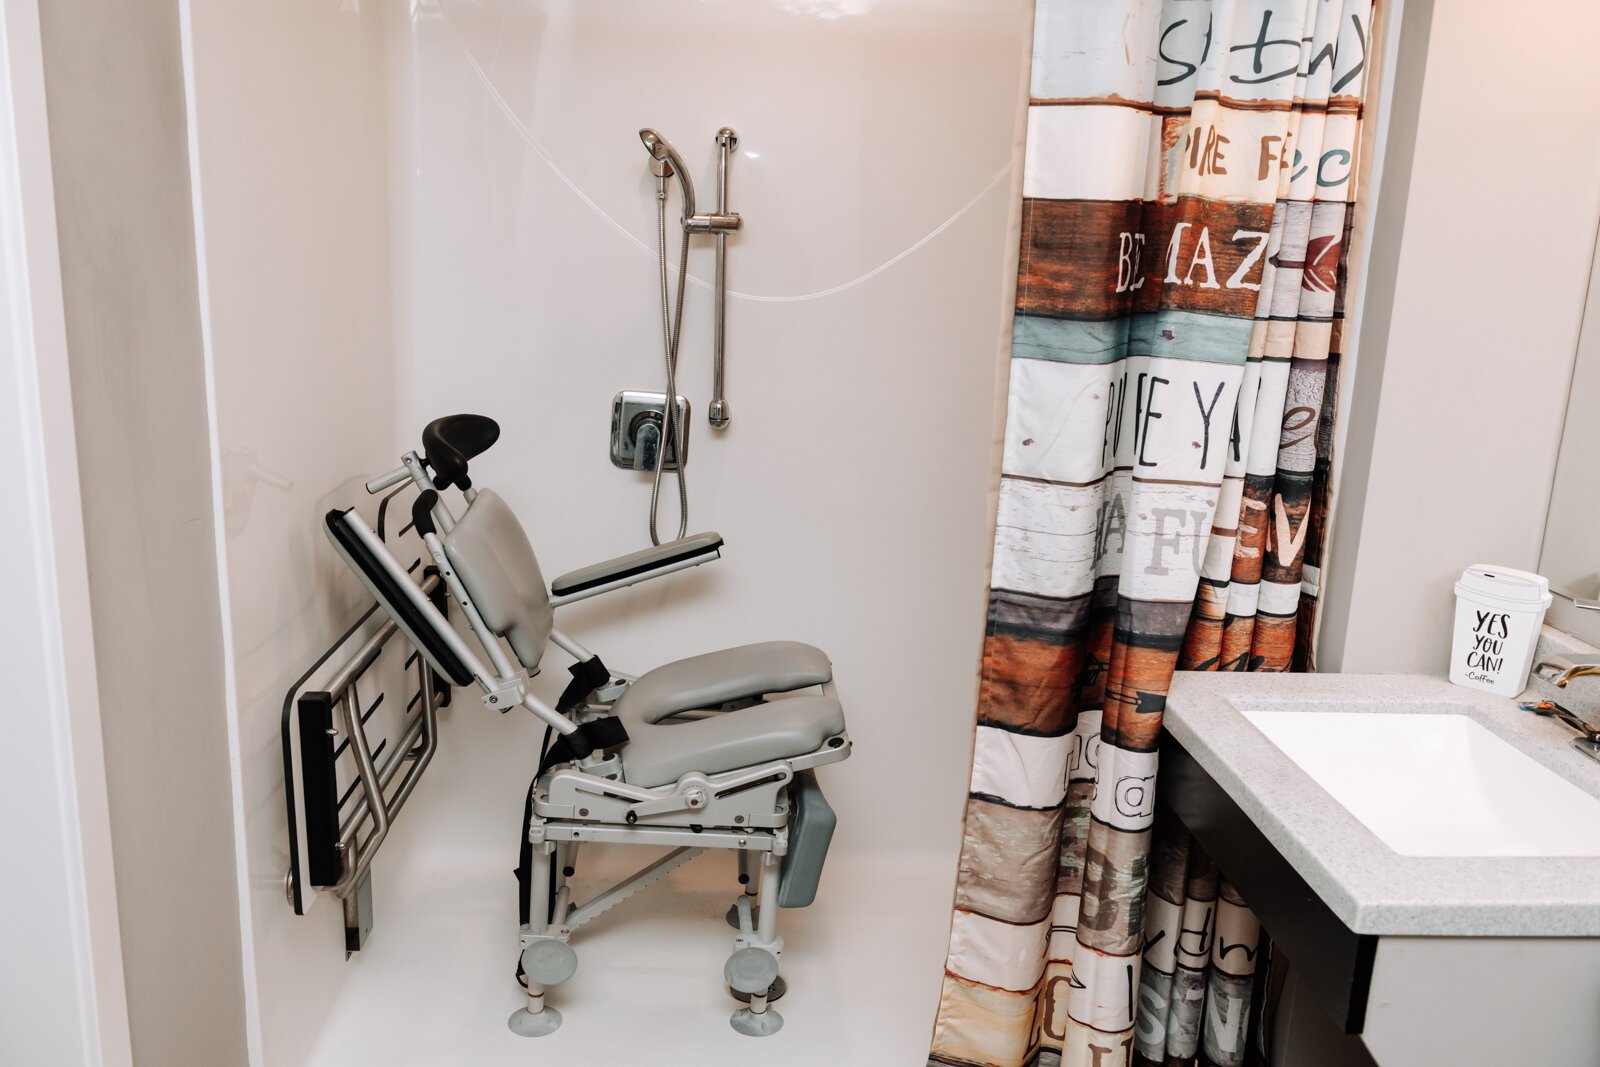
xmin=930 ymin=2 xmax=1373 ymax=1065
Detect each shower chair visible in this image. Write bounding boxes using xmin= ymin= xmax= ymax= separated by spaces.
xmin=324 ymin=414 xmax=850 ymax=1037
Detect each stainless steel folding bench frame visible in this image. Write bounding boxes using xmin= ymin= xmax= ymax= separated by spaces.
xmin=323 ymin=415 xmax=851 ymax=1037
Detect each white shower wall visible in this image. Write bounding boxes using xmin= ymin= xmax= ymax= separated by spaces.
xmin=390 ymin=0 xmax=1031 ymax=857
xmin=185 ymin=4 xmax=402 ymax=1065
xmin=188 ymin=1 xmax=1032 ymax=1062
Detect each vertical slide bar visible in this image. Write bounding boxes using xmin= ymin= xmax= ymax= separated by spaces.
xmin=708 ymin=127 xmax=737 ymax=429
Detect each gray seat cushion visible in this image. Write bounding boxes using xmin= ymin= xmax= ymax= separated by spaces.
xmin=613 ymin=642 xmax=843 ymax=787
xmin=620 ymin=695 xmax=845 ymax=789
xmin=613 ymin=641 xmax=833 ymax=725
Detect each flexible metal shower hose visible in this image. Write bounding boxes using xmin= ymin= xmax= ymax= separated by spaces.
xmin=649 ymin=176 xmax=691 ymax=546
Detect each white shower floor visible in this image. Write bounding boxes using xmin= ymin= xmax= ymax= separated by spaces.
xmin=303 ymin=838 xmax=955 ymax=1066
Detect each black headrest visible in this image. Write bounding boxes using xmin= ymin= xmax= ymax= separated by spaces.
xmin=422 ymin=414 xmax=500 ymax=490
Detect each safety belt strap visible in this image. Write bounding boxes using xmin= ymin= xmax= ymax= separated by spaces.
xmin=556 ymin=655 xmax=613 ymax=715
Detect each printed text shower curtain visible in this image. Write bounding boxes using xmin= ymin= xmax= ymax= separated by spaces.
xmin=930 ymin=2 xmax=1372 ymax=1065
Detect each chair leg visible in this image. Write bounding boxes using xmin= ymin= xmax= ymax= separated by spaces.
xmin=727 ymin=850 xmax=788 ymax=1001
xmin=753 ymin=853 xmax=780 ymax=947
xmin=509 ymin=843 xmax=568 ymax=1037
xmin=727 ymin=849 xmax=762 ymax=929
xmin=729 ymin=851 xmax=784 ymax=1036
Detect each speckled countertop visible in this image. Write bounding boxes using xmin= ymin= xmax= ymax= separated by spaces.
xmin=1164 ymin=651 xmax=1600 ymax=937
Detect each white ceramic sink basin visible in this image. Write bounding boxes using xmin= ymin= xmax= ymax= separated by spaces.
xmin=1243 ymin=710 xmax=1600 ymax=857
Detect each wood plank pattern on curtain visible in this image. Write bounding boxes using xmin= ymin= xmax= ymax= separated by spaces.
xmin=929 ymin=2 xmax=1372 ymax=1065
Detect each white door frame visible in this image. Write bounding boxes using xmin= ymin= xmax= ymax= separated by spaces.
xmin=0 ymin=1 xmax=133 ymax=1062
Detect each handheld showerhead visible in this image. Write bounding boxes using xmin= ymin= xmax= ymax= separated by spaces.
xmin=639 ymin=128 xmax=672 ymax=171
xmin=638 ymin=128 xmax=695 ymax=221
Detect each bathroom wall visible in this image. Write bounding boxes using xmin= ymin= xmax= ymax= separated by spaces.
xmin=0 ymin=0 xmax=131 ymax=1060
xmin=36 ymin=0 xmax=247 ymax=1063
xmin=1541 ymin=244 xmax=1600 ymax=646
xmin=183 ymin=2 xmax=402 ymax=1064
xmin=1320 ymin=0 xmax=1600 ymax=673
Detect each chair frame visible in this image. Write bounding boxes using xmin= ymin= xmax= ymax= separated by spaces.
xmin=329 ymin=448 xmax=850 ymax=1037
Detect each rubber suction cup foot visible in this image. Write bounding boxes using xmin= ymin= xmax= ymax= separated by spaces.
xmin=507 ymin=1005 xmax=563 ymax=1037
xmin=730 ymin=1006 xmax=784 ymax=1037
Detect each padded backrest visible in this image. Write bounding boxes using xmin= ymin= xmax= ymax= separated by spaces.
xmin=441 ymin=489 xmax=552 ymax=671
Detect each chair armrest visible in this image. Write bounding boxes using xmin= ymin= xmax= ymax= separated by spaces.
xmin=549 ymin=532 xmax=724 ymax=598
